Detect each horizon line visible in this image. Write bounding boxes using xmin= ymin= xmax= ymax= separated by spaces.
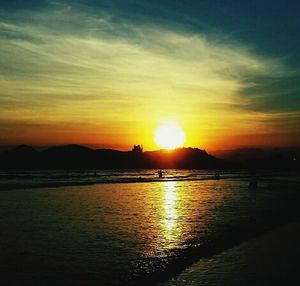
xmin=1 ymin=143 xmax=299 ymax=153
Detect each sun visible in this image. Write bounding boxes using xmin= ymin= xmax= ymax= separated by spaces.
xmin=155 ymin=120 xmax=186 ymax=150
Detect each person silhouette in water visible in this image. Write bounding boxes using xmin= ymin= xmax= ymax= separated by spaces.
xmin=157 ymin=170 xmax=163 ymax=178
xmin=249 ymin=177 xmax=258 ymax=189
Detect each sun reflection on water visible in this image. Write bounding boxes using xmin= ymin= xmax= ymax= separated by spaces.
xmin=164 ymin=181 xmax=178 ymax=230
xmin=161 ymin=181 xmax=182 ymax=250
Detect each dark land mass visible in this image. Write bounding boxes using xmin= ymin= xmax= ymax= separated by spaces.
xmin=0 ymin=144 xmax=234 ymax=170
xmin=0 ymin=144 xmax=299 ymax=170
xmin=212 ymin=147 xmax=300 ymax=170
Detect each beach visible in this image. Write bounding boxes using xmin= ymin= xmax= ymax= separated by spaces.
xmin=161 ymin=222 xmax=300 ymax=286
xmin=1 ymin=1 xmax=299 ymax=284
xmin=0 ymin=171 xmax=299 ymax=285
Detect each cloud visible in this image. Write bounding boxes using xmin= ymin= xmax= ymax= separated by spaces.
xmin=0 ymin=1 xmax=298 ymax=148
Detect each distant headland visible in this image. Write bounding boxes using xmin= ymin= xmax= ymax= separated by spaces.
xmin=0 ymin=144 xmax=298 ymax=170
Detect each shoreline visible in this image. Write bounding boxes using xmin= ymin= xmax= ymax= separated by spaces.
xmin=1 ymin=172 xmax=299 ymax=191
xmin=0 ymin=178 xmax=299 ymax=285
xmin=161 ymin=222 xmax=300 ymax=286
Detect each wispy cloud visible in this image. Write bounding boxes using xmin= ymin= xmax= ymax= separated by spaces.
xmin=0 ymin=1 xmax=298 ymax=148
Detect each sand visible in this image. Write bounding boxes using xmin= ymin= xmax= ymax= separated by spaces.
xmin=161 ymin=222 xmax=300 ymax=286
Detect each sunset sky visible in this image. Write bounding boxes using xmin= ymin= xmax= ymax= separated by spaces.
xmin=0 ymin=0 xmax=299 ymax=151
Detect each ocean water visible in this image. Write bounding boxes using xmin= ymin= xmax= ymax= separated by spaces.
xmin=0 ymin=169 xmax=292 ymax=190
xmin=0 ymin=170 xmax=299 ymax=285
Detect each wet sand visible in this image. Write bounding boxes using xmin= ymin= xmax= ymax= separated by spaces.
xmin=161 ymin=222 xmax=300 ymax=286
xmin=1 ymin=176 xmax=299 ymax=285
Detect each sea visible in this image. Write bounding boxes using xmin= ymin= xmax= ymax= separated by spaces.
xmin=0 ymin=169 xmax=299 ymax=285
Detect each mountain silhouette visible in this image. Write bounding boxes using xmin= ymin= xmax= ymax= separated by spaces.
xmin=213 ymin=147 xmax=299 ymax=170
xmin=0 ymin=145 xmax=234 ymax=170
xmin=1 ymin=145 xmax=298 ymax=170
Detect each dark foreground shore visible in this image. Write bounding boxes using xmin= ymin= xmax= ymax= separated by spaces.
xmin=161 ymin=222 xmax=300 ymax=286
xmin=0 ymin=175 xmax=299 ymax=285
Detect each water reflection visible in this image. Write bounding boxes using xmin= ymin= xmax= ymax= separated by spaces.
xmin=163 ymin=181 xmax=178 ymax=230
xmin=160 ymin=181 xmax=182 ymax=250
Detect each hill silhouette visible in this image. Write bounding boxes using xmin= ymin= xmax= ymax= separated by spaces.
xmin=0 ymin=145 xmax=234 ymax=170
xmin=1 ymin=145 xmax=298 ymax=170
xmin=213 ymin=147 xmax=299 ymax=170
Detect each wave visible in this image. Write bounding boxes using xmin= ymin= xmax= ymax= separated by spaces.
xmin=0 ymin=169 xmax=295 ymax=190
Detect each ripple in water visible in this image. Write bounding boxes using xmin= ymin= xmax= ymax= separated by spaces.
xmin=0 ymin=172 xmax=299 ymax=285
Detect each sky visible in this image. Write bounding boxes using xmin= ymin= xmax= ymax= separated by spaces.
xmin=0 ymin=0 xmax=299 ymax=151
